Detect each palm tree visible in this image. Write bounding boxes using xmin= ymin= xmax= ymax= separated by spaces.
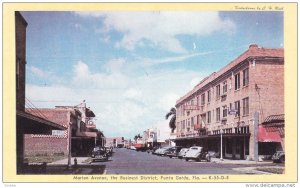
xmin=165 ymin=107 xmax=176 ymax=133
xmin=134 ymin=134 xmax=142 ymax=141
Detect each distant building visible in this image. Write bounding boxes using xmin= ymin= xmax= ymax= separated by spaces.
xmin=15 ymin=11 xmax=66 ymax=173
xmin=175 ymin=44 xmax=284 ymax=160
xmin=106 ymin=137 xmax=124 ymax=148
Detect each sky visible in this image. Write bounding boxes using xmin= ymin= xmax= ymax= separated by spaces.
xmin=20 ymin=11 xmax=283 ymax=140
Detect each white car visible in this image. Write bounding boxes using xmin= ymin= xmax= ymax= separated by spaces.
xmin=184 ymin=146 xmax=211 ymax=162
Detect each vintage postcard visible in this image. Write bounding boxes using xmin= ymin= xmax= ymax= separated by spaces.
xmin=2 ymin=2 xmax=298 ymax=187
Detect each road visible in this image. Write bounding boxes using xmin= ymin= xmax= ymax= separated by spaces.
xmin=92 ymin=148 xmax=276 ymax=174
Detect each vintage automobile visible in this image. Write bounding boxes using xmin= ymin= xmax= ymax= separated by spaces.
xmin=184 ymin=146 xmax=211 ymax=162
xmin=104 ymin=146 xmax=113 ymax=157
xmin=177 ymin=148 xmax=189 ymax=159
xmin=272 ymin=151 xmax=285 ymax=163
xmin=166 ymin=146 xmax=184 ymax=158
xmin=91 ymin=147 xmax=109 ymax=162
xmin=154 ymin=147 xmax=172 ymax=156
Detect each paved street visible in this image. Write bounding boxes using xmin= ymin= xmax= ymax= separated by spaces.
xmin=91 ymin=148 xmax=281 ymax=174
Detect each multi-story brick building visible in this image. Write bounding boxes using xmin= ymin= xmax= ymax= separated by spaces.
xmin=175 ymin=44 xmax=284 ymax=160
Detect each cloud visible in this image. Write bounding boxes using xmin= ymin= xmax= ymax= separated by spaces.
xmin=26 ymin=58 xmax=207 ymax=139
xmin=29 ymin=66 xmax=49 ymax=78
xmin=124 ymin=88 xmax=142 ymax=99
xmin=141 ymin=51 xmax=212 ymax=66
xmin=74 ymin=11 xmax=236 ymax=53
xmin=72 ymin=60 xmax=129 ymax=89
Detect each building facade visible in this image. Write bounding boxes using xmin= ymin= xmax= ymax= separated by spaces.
xmin=24 ymin=101 xmax=105 ymax=157
xmin=175 ymin=44 xmax=284 ymax=160
xmin=15 ymin=12 xmax=66 ymax=173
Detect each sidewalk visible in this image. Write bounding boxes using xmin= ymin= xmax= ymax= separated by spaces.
xmin=48 ymin=157 xmax=91 ymax=166
xmin=211 ymin=158 xmax=273 ymax=165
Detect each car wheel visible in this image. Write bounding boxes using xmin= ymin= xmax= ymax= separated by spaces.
xmin=207 ymin=156 xmax=211 ymax=162
xmin=169 ymin=156 xmax=172 ymax=158
xmin=185 ymin=158 xmax=189 ymax=162
xmin=279 ymin=156 xmax=285 ymax=163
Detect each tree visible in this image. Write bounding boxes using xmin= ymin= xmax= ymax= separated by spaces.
xmin=165 ymin=107 xmax=176 ymax=133
xmin=134 ymin=134 xmax=142 ymax=141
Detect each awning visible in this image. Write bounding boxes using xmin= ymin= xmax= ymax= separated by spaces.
xmin=257 ymin=125 xmax=282 ymax=142
xmin=262 ymin=114 xmax=284 ymax=127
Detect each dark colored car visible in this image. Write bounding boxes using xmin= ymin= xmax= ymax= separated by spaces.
xmin=166 ymin=146 xmax=184 ymax=158
xmin=91 ymin=147 xmax=109 ymax=162
xmin=272 ymin=151 xmax=285 ymax=163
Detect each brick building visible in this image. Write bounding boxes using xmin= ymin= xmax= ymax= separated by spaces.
xmin=175 ymin=44 xmax=284 ymax=160
xmin=15 ymin=11 xmax=66 ymax=173
xmin=25 ymin=101 xmax=105 ymax=157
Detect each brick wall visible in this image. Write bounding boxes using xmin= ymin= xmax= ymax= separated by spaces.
xmin=24 ymin=134 xmax=68 ymax=157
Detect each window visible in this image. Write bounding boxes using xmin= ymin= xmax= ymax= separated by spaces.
xmin=216 ymin=108 xmax=220 ymax=121
xmin=16 ymin=58 xmax=20 ymax=90
xmin=201 ymin=93 xmax=205 ymax=105
xmin=223 ymin=81 xmax=227 ymax=94
xmin=243 ymin=68 xmax=249 ymax=86
xmin=207 ymin=90 xmax=211 ymax=103
xmin=191 ymin=99 xmax=194 ymax=105
xmin=216 ymin=85 xmax=221 ymax=99
xmin=235 ymin=73 xmax=240 ymax=90
xmin=191 ymin=116 xmax=194 ymax=126
xmin=223 ymin=105 xmax=227 ymax=118
xmin=234 ymin=101 xmax=240 ymax=117
xmin=197 ymin=115 xmax=200 ymax=125
xmin=243 ymin=97 xmax=249 ymax=116
xmin=207 ymin=111 xmax=211 ymax=123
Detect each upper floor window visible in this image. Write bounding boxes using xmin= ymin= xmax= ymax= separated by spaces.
xmin=223 ymin=81 xmax=227 ymax=94
xmin=201 ymin=93 xmax=205 ymax=105
xmin=234 ymin=100 xmax=240 ymax=117
xmin=16 ymin=58 xmax=20 ymax=90
xmin=243 ymin=97 xmax=249 ymax=116
xmin=216 ymin=84 xmax=221 ymax=99
xmin=207 ymin=111 xmax=211 ymax=124
xmin=216 ymin=108 xmax=220 ymax=121
xmin=235 ymin=73 xmax=240 ymax=90
xmin=223 ymin=105 xmax=228 ymax=118
xmin=243 ymin=68 xmax=249 ymax=86
xmin=207 ymin=90 xmax=211 ymax=103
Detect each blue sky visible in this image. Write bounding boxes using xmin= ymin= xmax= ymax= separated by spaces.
xmin=21 ymin=11 xmax=283 ymax=140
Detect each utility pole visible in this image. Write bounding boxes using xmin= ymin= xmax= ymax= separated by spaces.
xmin=254 ymin=112 xmax=259 ymax=162
xmin=67 ymin=122 xmax=72 ymax=168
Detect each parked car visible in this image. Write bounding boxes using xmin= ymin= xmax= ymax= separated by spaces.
xmin=154 ymin=147 xmax=171 ymax=156
xmin=177 ymin=148 xmax=189 ymax=159
xmin=91 ymin=147 xmax=109 ymax=162
xmin=104 ymin=146 xmax=113 ymax=157
xmin=208 ymin=151 xmax=219 ymax=158
xmin=184 ymin=146 xmax=211 ymax=162
xmin=166 ymin=146 xmax=184 ymax=158
xmin=272 ymin=151 xmax=285 ymax=163
xmin=148 ymin=146 xmax=160 ymax=154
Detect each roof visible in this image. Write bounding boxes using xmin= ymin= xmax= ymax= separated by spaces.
xmin=176 ymin=44 xmax=284 ymax=105
xmin=17 ymin=111 xmax=66 ymax=130
xmin=26 ymin=108 xmax=71 ymax=128
xmin=262 ymin=114 xmax=285 ymax=126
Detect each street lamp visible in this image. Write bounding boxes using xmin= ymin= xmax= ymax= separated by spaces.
xmin=220 ymin=128 xmax=224 ymax=161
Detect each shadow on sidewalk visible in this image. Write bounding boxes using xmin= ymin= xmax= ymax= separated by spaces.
xmin=18 ymin=163 xmax=106 ymax=175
